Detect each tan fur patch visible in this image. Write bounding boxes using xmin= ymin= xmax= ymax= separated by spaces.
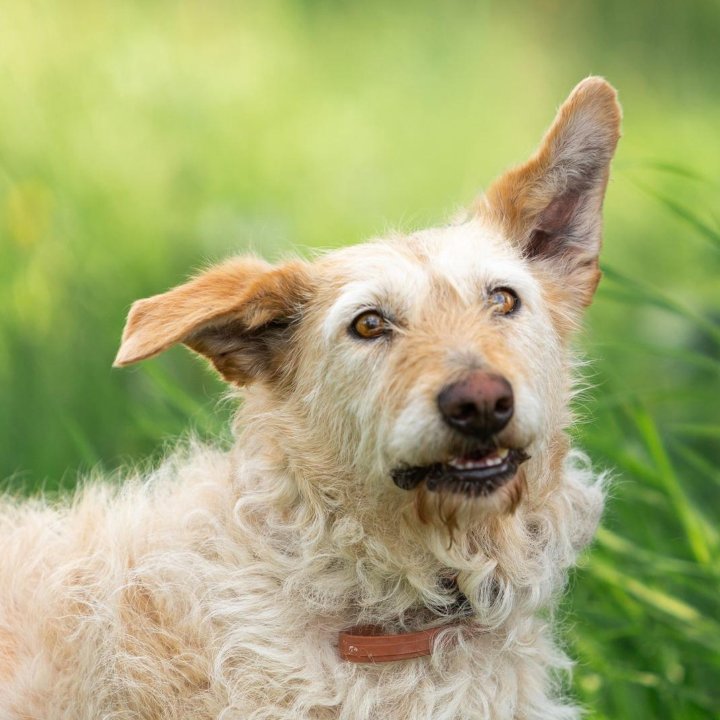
xmin=115 ymin=257 xmax=314 ymax=384
xmin=477 ymin=78 xmax=621 ymax=241
xmin=474 ymin=77 xmax=620 ymax=312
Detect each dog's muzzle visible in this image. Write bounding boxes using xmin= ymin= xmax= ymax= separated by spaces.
xmin=391 ymin=370 xmax=528 ymax=496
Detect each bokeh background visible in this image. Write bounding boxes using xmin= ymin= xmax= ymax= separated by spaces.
xmin=1 ymin=1 xmax=719 ymax=717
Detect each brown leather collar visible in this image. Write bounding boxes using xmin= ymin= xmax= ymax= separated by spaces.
xmin=339 ymin=577 xmax=471 ymax=663
xmin=338 ymin=622 xmax=461 ymax=663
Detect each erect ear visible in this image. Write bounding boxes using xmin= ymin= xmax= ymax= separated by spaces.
xmin=477 ymin=77 xmax=621 ymax=308
xmin=113 ymin=256 xmax=314 ymax=385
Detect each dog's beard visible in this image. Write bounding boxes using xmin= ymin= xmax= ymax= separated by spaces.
xmin=389 ymin=443 xmax=530 ymax=539
xmin=412 ymin=469 xmax=528 ymax=540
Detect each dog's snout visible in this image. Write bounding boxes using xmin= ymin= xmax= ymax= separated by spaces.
xmin=437 ymin=372 xmax=514 ymax=439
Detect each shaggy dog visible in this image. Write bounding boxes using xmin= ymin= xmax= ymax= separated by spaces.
xmin=0 ymin=77 xmax=620 ymax=719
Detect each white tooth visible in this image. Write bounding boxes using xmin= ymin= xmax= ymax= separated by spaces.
xmin=449 ymin=452 xmax=511 ymax=470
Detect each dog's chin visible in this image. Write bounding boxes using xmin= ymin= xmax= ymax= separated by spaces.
xmin=391 ymin=447 xmax=530 ymax=499
xmin=390 ymin=446 xmax=531 ymax=530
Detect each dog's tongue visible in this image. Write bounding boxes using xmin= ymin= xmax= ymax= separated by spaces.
xmin=448 ymin=447 xmax=509 ymax=470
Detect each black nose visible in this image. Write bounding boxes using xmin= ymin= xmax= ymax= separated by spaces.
xmin=437 ymin=372 xmax=514 ymax=439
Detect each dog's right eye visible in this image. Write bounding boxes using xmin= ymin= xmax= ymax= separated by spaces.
xmin=350 ymin=310 xmax=391 ymax=340
xmin=488 ymin=287 xmax=520 ymax=316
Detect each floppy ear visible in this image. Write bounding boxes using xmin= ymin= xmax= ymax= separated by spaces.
xmin=113 ymin=256 xmax=314 ymax=385
xmin=478 ymin=77 xmax=621 ymax=308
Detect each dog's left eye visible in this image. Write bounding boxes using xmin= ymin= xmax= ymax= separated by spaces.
xmin=488 ymin=287 xmax=520 ymax=316
xmin=350 ymin=310 xmax=391 ymax=340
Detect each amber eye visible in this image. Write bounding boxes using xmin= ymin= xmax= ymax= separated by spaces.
xmin=488 ymin=287 xmax=520 ymax=316
xmin=351 ymin=310 xmax=391 ymax=340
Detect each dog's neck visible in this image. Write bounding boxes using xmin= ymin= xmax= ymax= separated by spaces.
xmin=231 ymin=397 xmax=590 ymax=635
xmin=337 ymin=575 xmax=473 ymax=663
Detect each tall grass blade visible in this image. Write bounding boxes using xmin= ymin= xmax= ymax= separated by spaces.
xmin=621 ymin=160 xmax=713 ymax=184
xmin=140 ymin=363 xmax=219 ymax=436
xmin=629 ymin=405 xmax=715 ymax=565
xmin=630 ymin=178 xmax=720 ymax=250
xmin=601 ymin=264 xmax=720 ymax=345
xmin=589 ymin=559 xmax=720 ymax=653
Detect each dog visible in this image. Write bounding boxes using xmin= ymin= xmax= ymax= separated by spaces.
xmin=0 ymin=77 xmax=620 ymax=719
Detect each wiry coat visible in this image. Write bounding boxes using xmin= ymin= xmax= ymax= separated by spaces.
xmin=0 ymin=77 xmax=620 ymax=719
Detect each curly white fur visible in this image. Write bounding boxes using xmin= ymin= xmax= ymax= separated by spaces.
xmin=0 ymin=437 xmax=605 ymax=719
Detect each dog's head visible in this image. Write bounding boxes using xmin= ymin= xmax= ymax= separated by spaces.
xmin=116 ymin=78 xmax=620 ymax=534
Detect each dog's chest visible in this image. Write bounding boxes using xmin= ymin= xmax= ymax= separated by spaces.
xmin=214 ymin=616 xmax=564 ymax=720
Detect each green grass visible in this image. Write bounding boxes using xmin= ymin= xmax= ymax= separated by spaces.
xmin=1 ymin=2 xmax=719 ymax=717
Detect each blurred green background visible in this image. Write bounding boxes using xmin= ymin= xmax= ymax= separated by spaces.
xmin=1 ymin=1 xmax=718 ymax=717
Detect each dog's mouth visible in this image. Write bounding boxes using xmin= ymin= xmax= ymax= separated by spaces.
xmin=391 ymin=447 xmax=530 ymax=497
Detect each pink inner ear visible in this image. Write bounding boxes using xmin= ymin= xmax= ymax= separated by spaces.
xmin=536 ymin=191 xmax=581 ymax=235
xmin=524 ymin=191 xmax=582 ymax=260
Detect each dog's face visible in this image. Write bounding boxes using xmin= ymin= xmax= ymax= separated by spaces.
xmin=301 ymin=225 xmax=554 ymax=520
xmin=115 ymin=77 xmax=620 ymax=530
